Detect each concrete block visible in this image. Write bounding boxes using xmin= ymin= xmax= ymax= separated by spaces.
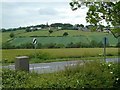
xmin=15 ymin=56 xmax=29 ymax=72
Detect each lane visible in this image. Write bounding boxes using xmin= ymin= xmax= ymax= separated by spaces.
xmin=1 ymin=58 xmax=119 ymax=74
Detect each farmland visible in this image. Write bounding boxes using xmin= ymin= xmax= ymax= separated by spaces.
xmin=2 ymin=29 xmax=118 ymax=47
xmin=2 ymin=29 xmax=119 ymax=64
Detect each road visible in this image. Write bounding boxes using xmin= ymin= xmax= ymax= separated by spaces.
xmin=1 ymin=58 xmax=119 ymax=74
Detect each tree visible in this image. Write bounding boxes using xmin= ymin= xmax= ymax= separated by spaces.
xmin=49 ymin=30 xmax=53 ymax=36
xmin=49 ymin=30 xmax=53 ymax=34
xmin=9 ymin=32 xmax=15 ymax=38
xmin=1 ymin=28 xmax=6 ymax=32
xmin=79 ymin=24 xmax=84 ymax=28
xmin=63 ymin=32 xmax=69 ymax=36
xmin=26 ymin=28 xmax=31 ymax=32
xmin=70 ymin=1 xmax=120 ymax=38
xmin=50 ymin=23 xmax=63 ymax=27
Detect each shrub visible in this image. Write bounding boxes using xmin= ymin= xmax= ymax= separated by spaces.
xmin=2 ymin=61 xmax=120 ymax=88
xmin=62 ymin=61 xmax=120 ymax=88
xmin=2 ymin=42 xmax=16 ymax=49
xmin=55 ymin=44 xmax=65 ymax=48
xmin=28 ymin=51 xmax=50 ymax=60
xmin=116 ymin=42 xmax=120 ymax=48
xmin=2 ymin=69 xmax=31 ymax=88
xmin=63 ymin=32 xmax=69 ymax=36
xmin=44 ymin=43 xmax=56 ymax=48
xmin=9 ymin=32 xmax=15 ymax=38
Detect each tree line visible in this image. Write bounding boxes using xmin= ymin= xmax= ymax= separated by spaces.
xmin=2 ymin=40 xmax=119 ymax=49
xmin=1 ymin=23 xmax=107 ymax=32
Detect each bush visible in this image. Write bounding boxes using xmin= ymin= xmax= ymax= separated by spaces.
xmin=17 ymin=43 xmax=34 ymax=49
xmin=62 ymin=61 xmax=120 ymax=88
xmin=55 ymin=44 xmax=65 ymax=48
xmin=9 ymin=32 xmax=15 ymax=38
xmin=63 ymin=32 xmax=69 ymax=36
xmin=116 ymin=42 xmax=120 ymax=48
xmin=44 ymin=43 xmax=56 ymax=48
xmin=28 ymin=51 xmax=50 ymax=60
xmin=2 ymin=42 xmax=16 ymax=49
xmin=2 ymin=69 xmax=31 ymax=88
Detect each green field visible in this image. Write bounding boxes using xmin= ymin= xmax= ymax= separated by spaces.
xmin=2 ymin=30 xmax=25 ymax=43
xmin=2 ymin=29 xmax=118 ymax=46
xmin=10 ymin=36 xmax=89 ymax=46
xmin=9 ymin=35 xmax=118 ymax=46
xmin=2 ymin=29 xmax=118 ymax=64
xmin=2 ymin=48 xmax=118 ymax=63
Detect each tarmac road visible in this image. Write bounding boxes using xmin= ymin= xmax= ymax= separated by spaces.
xmin=1 ymin=58 xmax=119 ymax=74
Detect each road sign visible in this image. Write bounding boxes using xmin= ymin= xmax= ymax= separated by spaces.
xmin=32 ymin=38 xmax=37 ymax=58
xmin=33 ymin=38 xmax=37 ymax=44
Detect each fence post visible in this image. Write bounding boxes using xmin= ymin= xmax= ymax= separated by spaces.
xmin=15 ymin=56 xmax=29 ymax=72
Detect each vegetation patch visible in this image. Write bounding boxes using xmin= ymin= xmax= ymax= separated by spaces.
xmin=2 ymin=61 xmax=120 ymax=88
xmin=2 ymin=48 xmax=118 ymax=64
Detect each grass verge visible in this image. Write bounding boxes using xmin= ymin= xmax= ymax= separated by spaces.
xmin=2 ymin=61 xmax=120 ymax=88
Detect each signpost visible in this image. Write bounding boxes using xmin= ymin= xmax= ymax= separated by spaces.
xmin=102 ymin=37 xmax=109 ymax=62
xmin=33 ymin=38 xmax=37 ymax=59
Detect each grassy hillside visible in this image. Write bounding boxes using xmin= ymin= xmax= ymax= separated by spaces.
xmin=10 ymin=35 xmax=117 ymax=46
xmin=2 ymin=30 xmax=25 ymax=43
xmin=10 ymin=36 xmax=89 ymax=46
xmin=2 ymin=29 xmax=118 ymax=46
xmin=18 ymin=30 xmax=108 ymax=37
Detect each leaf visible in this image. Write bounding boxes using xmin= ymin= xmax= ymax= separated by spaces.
xmin=69 ymin=2 xmax=74 ymax=7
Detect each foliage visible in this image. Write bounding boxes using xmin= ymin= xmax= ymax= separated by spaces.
xmin=70 ymin=1 xmax=120 ymax=26
xmin=2 ymin=42 xmax=16 ymax=49
xmin=44 ymin=43 xmax=56 ymax=48
xmin=9 ymin=32 xmax=15 ymax=38
xmin=49 ymin=30 xmax=53 ymax=34
xmin=2 ymin=69 xmax=31 ymax=88
xmin=2 ymin=61 xmax=120 ymax=88
xmin=63 ymin=32 xmax=69 ymax=36
xmin=28 ymin=51 xmax=50 ymax=60
xmin=70 ymin=1 xmax=120 ymax=38
xmin=116 ymin=42 xmax=120 ymax=48
xmin=25 ymin=28 xmax=32 ymax=32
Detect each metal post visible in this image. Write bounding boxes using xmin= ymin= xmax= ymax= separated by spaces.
xmin=34 ymin=44 xmax=37 ymax=59
xmin=104 ymin=37 xmax=106 ymax=62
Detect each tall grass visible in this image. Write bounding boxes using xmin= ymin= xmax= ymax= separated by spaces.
xmin=2 ymin=48 xmax=118 ymax=63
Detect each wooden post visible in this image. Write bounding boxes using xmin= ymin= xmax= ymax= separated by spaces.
xmin=15 ymin=56 xmax=29 ymax=72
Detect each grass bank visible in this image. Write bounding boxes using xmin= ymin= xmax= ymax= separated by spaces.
xmin=2 ymin=48 xmax=118 ymax=65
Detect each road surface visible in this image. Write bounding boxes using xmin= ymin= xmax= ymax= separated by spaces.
xmin=1 ymin=58 xmax=119 ymax=74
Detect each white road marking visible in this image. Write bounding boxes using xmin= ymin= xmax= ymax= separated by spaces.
xmin=30 ymin=66 xmax=50 ymax=70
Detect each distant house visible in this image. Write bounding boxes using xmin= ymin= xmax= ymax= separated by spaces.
xmin=48 ymin=27 xmax=62 ymax=30
xmin=30 ymin=27 xmax=41 ymax=30
xmin=78 ymin=27 xmax=91 ymax=31
xmin=57 ymin=27 xmax=62 ymax=30
xmin=30 ymin=27 xmax=34 ymax=30
xmin=36 ymin=27 xmax=42 ymax=29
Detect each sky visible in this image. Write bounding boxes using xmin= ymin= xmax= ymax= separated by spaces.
xmin=1 ymin=0 xmax=90 ymax=29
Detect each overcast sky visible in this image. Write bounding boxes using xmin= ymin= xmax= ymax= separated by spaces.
xmin=1 ymin=0 xmax=90 ymax=29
